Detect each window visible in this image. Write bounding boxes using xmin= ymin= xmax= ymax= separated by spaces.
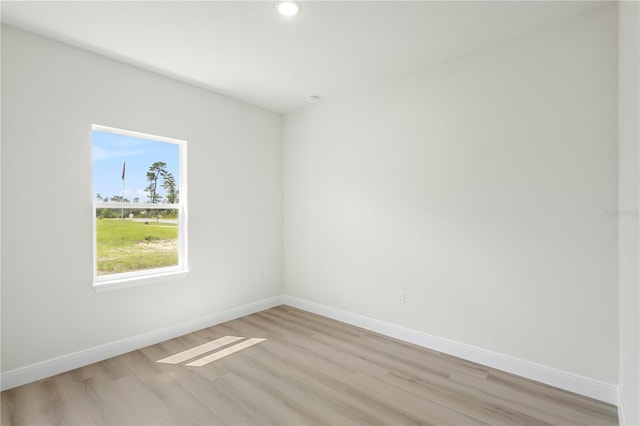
xmin=92 ymin=124 xmax=188 ymax=291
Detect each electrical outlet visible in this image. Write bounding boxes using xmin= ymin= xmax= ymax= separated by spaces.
xmin=255 ymin=272 xmax=262 ymax=283
xmin=396 ymin=291 xmax=405 ymax=304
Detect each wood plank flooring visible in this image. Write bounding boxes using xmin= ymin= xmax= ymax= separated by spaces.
xmin=1 ymin=305 xmax=619 ymax=425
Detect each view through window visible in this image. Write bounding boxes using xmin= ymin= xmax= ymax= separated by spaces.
xmin=92 ymin=124 xmax=187 ymax=285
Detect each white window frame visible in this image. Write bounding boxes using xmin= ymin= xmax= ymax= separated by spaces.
xmin=91 ymin=124 xmax=188 ymax=292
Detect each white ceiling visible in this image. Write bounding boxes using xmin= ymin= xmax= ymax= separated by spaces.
xmin=1 ymin=1 xmax=609 ymax=113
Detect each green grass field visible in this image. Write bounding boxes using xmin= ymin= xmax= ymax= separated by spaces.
xmin=96 ymin=219 xmax=179 ymax=275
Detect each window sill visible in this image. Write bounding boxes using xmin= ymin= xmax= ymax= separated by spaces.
xmin=92 ymin=268 xmax=189 ymax=292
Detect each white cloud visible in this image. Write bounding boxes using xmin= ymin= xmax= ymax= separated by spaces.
xmin=92 ymin=146 xmax=146 ymax=162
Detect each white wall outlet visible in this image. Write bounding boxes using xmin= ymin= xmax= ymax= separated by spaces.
xmin=255 ymin=272 xmax=262 ymax=283
xmin=396 ymin=291 xmax=405 ymax=304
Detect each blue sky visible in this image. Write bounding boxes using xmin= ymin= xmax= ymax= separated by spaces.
xmin=92 ymin=130 xmax=180 ymax=202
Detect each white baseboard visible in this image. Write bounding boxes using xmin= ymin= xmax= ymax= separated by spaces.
xmin=3 ymin=294 xmax=620 ymax=408
xmin=617 ymin=387 xmax=627 ymax=425
xmin=283 ymin=295 xmax=619 ymax=405
xmin=0 ymin=295 xmax=283 ymax=391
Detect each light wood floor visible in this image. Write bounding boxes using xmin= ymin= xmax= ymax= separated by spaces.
xmin=1 ymin=305 xmax=618 ymax=425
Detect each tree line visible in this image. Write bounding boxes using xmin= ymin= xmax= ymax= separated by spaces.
xmin=96 ymin=161 xmax=178 ymax=219
xmin=96 ymin=161 xmax=178 ymax=204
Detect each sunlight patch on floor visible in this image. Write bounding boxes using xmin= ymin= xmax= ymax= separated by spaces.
xmin=157 ymin=336 xmax=266 ymax=367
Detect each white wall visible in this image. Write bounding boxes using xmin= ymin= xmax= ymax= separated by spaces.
xmin=618 ymin=1 xmax=640 ymax=423
xmin=1 ymin=26 xmax=283 ymax=373
xmin=284 ymin=5 xmax=618 ymax=384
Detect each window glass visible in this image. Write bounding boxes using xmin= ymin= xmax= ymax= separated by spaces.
xmin=92 ymin=125 xmax=187 ymax=288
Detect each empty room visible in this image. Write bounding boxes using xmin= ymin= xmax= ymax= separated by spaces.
xmin=1 ymin=1 xmax=638 ymax=425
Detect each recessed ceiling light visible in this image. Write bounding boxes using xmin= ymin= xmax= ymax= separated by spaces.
xmin=276 ymin=1 xmax=301 ymax=17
